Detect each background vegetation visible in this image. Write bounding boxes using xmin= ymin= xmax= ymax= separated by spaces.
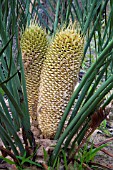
xmin=0 ymin=0 xmax=113 ymax=169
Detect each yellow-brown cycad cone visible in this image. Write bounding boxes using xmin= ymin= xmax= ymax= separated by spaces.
xmin=37 ymin=27 xmax=84 ymax=138
xmin=20 ymin=24 xmax=48 ymax=120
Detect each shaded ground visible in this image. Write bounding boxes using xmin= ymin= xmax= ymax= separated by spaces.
xmin=91 ymin=131 xmax=113 ymax=169
xmin=89 ymin=101 xmax=113 ymax=170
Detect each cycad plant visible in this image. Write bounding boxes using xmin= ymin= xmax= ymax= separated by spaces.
xmin=0 ymin=0 xmax=113 ymax=169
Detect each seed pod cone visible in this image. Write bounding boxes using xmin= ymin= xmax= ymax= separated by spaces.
xmin=20 ymin=24 xmax=48 ymax=120
xmin=37 ymin=27 xmax=84 ymax=138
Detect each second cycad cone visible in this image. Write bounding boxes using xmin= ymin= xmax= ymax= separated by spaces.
xmin=21 ymin=24 xmax=48 ymax=120
xmin=37 ymin=27 xmax=84 ymax=138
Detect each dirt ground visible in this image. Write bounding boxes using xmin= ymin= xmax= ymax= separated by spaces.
xmin=90 ymin=106 xmax=113 ymax=170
